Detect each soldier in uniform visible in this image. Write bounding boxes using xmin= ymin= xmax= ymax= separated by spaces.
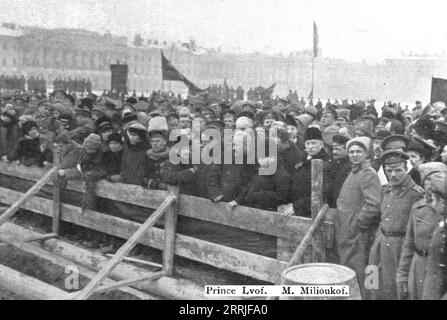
xmin=422 ymin=170 xmax=447 ymax=300
xmin=397 ymin=162 xmax=447 ymax=300
xmin=367 ymin=150 xmax=425 ymax=300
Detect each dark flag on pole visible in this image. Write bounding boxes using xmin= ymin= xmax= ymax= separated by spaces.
xmin=161 ymin=50 xmax=203 ymax=94
xmin=313 ymin=21 xmax=319 ymax=58
xmin=430 ymin=77 xmax=447 ymax=104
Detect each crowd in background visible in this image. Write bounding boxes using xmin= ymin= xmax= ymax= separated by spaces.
xmin=0 ymin=86 xmax=447 ymax=300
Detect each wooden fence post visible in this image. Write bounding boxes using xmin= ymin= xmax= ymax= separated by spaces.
xmin=311 ymin=159 xmax=325 ymax=262
xmin=163 ymin=185 xmax=179 ymax=275
xmin=52 ymin=144 xmax=61 ymax=235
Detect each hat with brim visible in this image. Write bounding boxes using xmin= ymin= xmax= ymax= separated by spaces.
xmin=380 ymin=134 xmax=410 ymax=151
xmin=381 ymin=149 xmax=409 ymax=166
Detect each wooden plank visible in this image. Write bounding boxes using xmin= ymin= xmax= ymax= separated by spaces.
xmin=0 ymin=162 xmax=165 ymax=209
xmin=0 ymin=187 xmax=287 ymax=283
xmin=0 ymin=263 xmax=69 ymax=300
xmin=310 ymin=159 xmax=325 ymax=262
xmin=0 ymin=162 xmax=326 ymax=242
xmin=24 ymin=233 xmax=57 ymax=243
xmin=163 ymin=186 xmax=179 ymax=275
xmin=52 ymin=145 xmax=61 ymax=235
xmin=0 ymin=232 xmax=158 ymax=300
xmin=178 ymin=194 xmax=313 ymax=241
xmin=105 ymin=254 xmax=163 ymax=269
xmin=0 ymin=166 xmax=57 ymax=227
xmin=95 ymin=271 xmax=168 ymax=294
xmin=0 ymin=225 xmax=196 ymax=300
xmin=73 ymin=195 xmax=176 ymax=300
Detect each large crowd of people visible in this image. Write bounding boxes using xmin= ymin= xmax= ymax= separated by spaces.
xmin=0 ymin=87 xmax=446 ymax=300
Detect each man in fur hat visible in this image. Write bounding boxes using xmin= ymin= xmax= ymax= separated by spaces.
xmin=290 ymin=127 xmax=329 ymax=217
xmin=335 ymin=136 xmax=382 ymax=298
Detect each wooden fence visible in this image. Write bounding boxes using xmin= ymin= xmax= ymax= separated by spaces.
xmin=0 ymin=162 xmax=334 ymax=284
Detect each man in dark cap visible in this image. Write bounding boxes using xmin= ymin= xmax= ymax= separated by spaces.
xmin=381 ymin=134 xmax=410 ymax=152
xmin=325 ymin=134 xmax=351 ymax=209
xmin=222 ymin=109 xmax=236 ymax=130
xmin=69 ymin=108 xmax=95 ymax=145
xmin=290 ymin=127 xmax=329 ymax=217
xmin=367 ymin=149 xmax=425 ymax=300
xmin=320 ymin=104 xmax=337 ymax=129
xmin=397 ymin=162 xmax=447 ymax=300
xmin=201 ymin=107 xmax=217 ymax=123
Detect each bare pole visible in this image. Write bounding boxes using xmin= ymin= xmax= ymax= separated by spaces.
xmin=311 ymin=55 xmax=315 ymax=100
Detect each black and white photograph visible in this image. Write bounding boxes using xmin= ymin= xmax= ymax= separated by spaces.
xmin=0 ymin=0 xmax=446 ymax=305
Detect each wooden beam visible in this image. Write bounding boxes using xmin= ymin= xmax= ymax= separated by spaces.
xmin=310 ymin=159 xmax=325 ymax=262
xmin=52 ymin=145 xmax=61 ymax=235
xmin=105 ymin=254 xmax=162 ymax=269
xmin=94 ymin=271 xmax=167 ymax=294
xmin=24 ymin=233 xmax=57 ymax=243
xmin=267 ymin=204 xmax=329 ymax=300
xmin=0 ymin=232 xmax=158 ymax=300
xmin=163 ymin=186 xmax=179 ymax=275
xmin=0 ymin=166 xmax=57 ymax=227
xmin=0 ymin=222 xmax=211 ymax=300
xmin=0 ymin=187 xmax=287 ymax=283
xmin=287 ymin=204 xmax=329 ymax=267
xmin=0 ymin=263 xmax=69 ymax=300
xmin=73 ymin=195 xmax=176 ymax=300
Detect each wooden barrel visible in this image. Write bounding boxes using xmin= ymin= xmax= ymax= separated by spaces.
xmin=280 ymin=263 xmax=361 ymax=300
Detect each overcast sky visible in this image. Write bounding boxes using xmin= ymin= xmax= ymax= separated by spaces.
xmin=0 ymin=0 xmax=446 ymax=62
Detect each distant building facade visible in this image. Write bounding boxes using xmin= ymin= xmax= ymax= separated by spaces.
xmin=0 ymin=22 xmax=446 ymax=102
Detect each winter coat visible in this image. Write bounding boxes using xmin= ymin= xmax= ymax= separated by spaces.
xmin=290 ymin=149 xmax=329 ymax=217
xmin=193 ymin=163 xmax=212 ymax=198
xmin=422 ymin=220 xmax=447 ymax=300
xmin=367 ymin=176 xmax=424 ymax=300
xmin=60 ymin=141 xmax=83 ymax=179
xmin=236 ymin=160 xmax=290 ymax=211
xmin=16 ymin=137 xmax=43 ymax=167
xmin=280 ymin=140 xmax=305 ymax=176
xmin=161 ymin=160 xmax=196 ymax=195
xmin=143 ymin=147 xmax=170 ymax=190
xmin=334 ymin=160 xmax=382 ymax=298
xmin=101 ymin=150 xmax=123 ymax=178
xmin=207 ymin=154 xmax=257 ymax=202
xmin=325 ymin=156 xmax=351 ymax=209
xmin=120 ymin=138 xmax=150 ymax=186
xmin=0 ymin=120 xmax=19 ymax=160
xmin=397 ymin=200 xmax=443 ymax=300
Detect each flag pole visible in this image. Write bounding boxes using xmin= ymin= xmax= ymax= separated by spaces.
xmin=311 ymin=55 xmax=315 ymax=99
